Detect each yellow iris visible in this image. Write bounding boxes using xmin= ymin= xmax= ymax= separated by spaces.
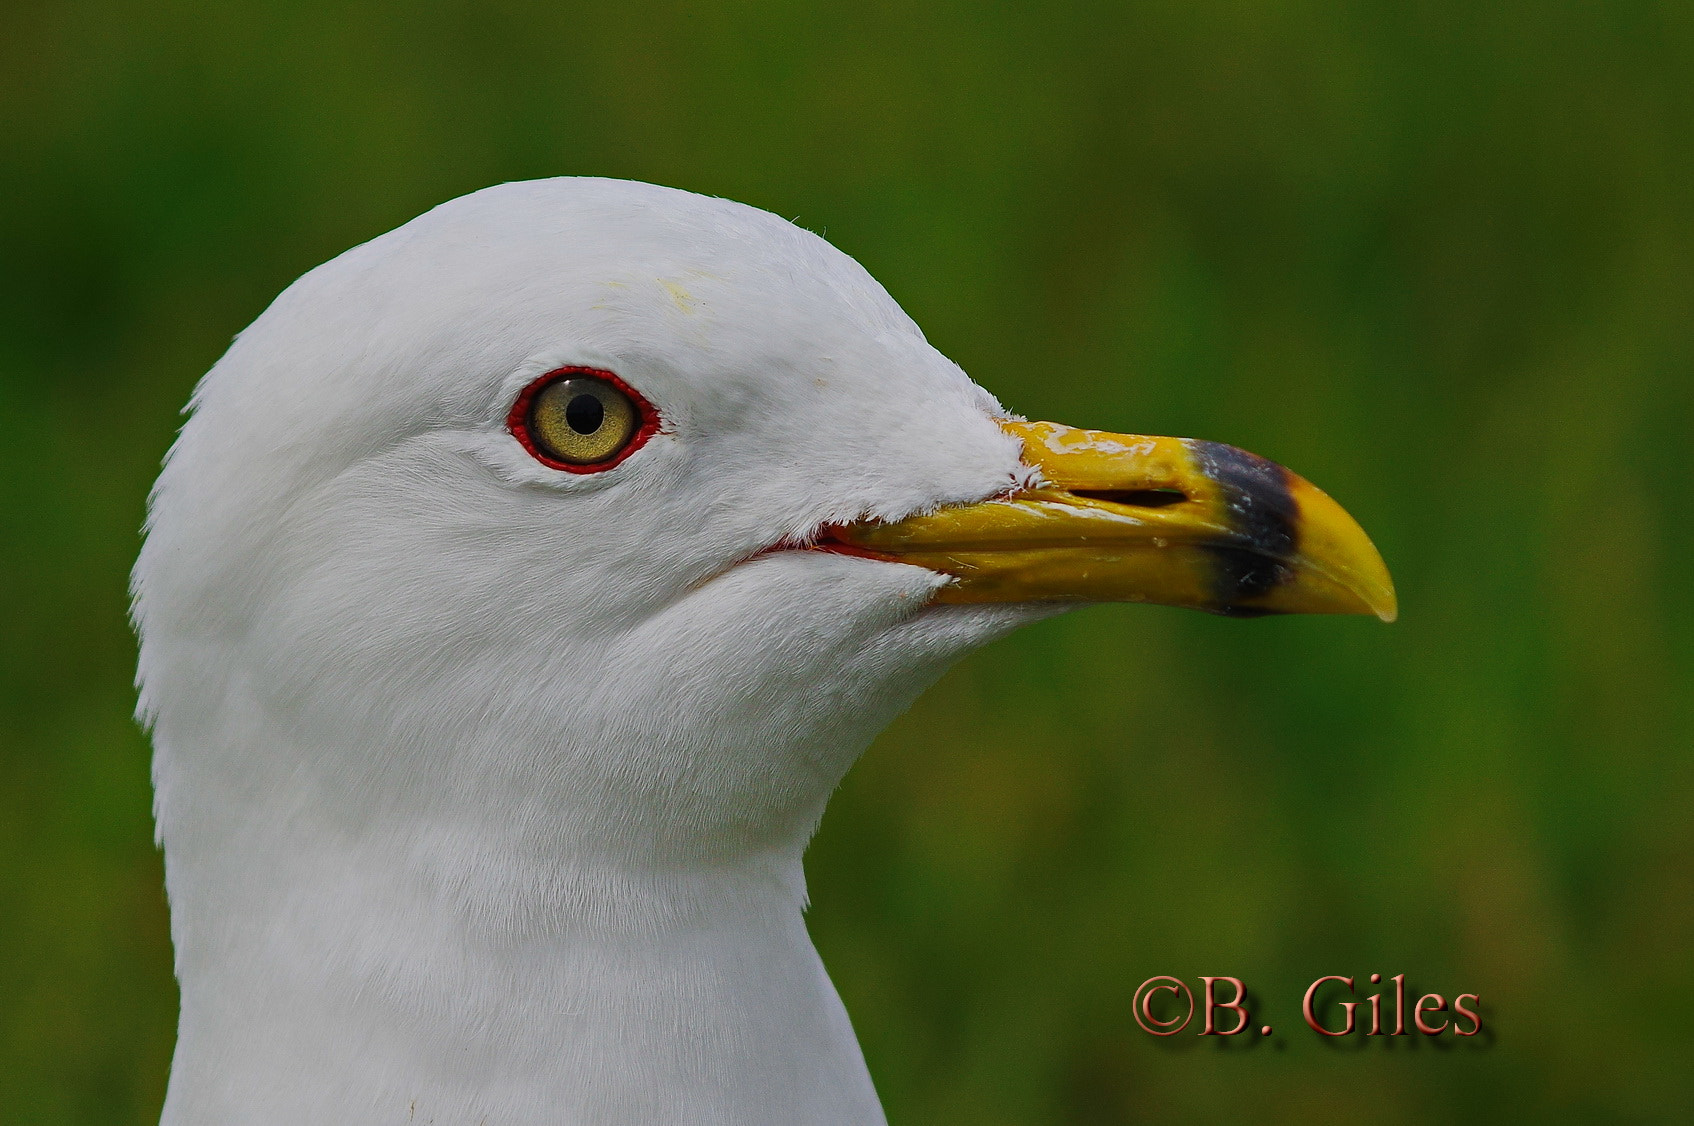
xmin=528 ymin=377 xmax=640 ymax=465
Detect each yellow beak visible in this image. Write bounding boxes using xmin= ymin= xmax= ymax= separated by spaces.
xmin=830 ymin=421 xmax=1397 ymax=621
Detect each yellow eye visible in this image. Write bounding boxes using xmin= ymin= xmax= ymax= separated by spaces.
xmin=511 ymin=369 xmax=657 ymax=471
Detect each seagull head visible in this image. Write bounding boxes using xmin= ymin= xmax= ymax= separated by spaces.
xmin=132 ymin=178 xmax=1393 ymax=1124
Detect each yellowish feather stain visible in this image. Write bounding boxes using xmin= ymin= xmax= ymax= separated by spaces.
xmin=660 ymin=279 xmax=701 ymax=314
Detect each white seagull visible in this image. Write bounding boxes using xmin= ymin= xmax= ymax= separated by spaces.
xmin=133 ymin=178 xmax=1395 ymax=1126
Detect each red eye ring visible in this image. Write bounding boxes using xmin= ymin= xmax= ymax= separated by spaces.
xmin=507 ymin=366 xmax=662 ymax=473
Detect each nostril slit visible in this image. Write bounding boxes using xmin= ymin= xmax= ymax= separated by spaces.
xmin=1073 ymin=488 xmax=1189 ymax=509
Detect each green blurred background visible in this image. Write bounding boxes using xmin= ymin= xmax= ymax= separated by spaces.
xmin=2 ymin=0 xmax=1690 ymax=1121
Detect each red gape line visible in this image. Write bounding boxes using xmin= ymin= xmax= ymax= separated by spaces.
xmin=755 ymin=524 xmax=901 ymax=564
xmin=507 ymin=366 xmax=664 ymax=474
xmin=806 ymin=524 xmax=897 ymax=561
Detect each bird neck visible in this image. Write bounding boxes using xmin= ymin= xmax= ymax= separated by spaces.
xmin=160 ymin=800 xmax=886 ymax=1126
xmin=155 ymin=704 xmax=887 ymax=1124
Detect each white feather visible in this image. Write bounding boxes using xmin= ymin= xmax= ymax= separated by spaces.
xmin=134 ymin=177 xmax=1056 ymax=1125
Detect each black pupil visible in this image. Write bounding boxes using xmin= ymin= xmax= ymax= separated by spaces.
xmin=564 ymin=392 xmax=604 ymax=434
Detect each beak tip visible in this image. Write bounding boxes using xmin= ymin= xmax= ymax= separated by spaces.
xmin=1360 ymin=553 xmax=1398 ymax=624
xmin=1353 ymin=555 xmax=1397 ymax=623
xmin=1351 ymin=564 xmax=1397 ymax=623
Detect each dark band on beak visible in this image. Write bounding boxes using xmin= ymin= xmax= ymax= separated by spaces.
xmin=1192 ymin=440 xmax=1299 ymax=616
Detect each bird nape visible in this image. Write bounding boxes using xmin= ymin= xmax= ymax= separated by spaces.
xmin=131 ymin=178 xmax=1394 ymax=1126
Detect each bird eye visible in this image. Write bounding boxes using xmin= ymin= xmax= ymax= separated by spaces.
xmin=509 ymin=368 xmax=658 ymax=472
